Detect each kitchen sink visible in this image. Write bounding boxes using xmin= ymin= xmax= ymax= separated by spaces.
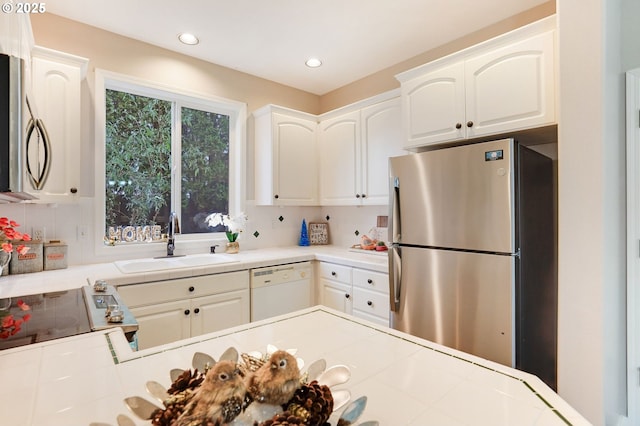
xmin=114 ymin=253 xmax=239 ymax=274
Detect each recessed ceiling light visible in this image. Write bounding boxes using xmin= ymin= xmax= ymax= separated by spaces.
xmin=305 ymin=57 xmax=322 ymax=68
xmin=178 ymin=33 xmax=199 ymax=45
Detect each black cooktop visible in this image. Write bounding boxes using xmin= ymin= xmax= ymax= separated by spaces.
xmin=0 ymin=288 xmax=92 ymax=350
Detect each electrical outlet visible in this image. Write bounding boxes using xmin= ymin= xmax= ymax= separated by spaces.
xmin=32 ymin=226 xmax=45 ymax=242
xmin=77 ymin=225 xmax=88 ymax=240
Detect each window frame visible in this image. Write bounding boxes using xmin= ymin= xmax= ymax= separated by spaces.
xmin=94 ymin=69 xmax=246 ymax=258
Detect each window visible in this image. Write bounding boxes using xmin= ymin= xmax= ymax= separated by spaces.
xmin=95 ymin=70 xmax=246 ymax=252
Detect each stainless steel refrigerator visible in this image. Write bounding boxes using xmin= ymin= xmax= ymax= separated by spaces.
xmin=388 ymin=138 xmax=557 ymax=389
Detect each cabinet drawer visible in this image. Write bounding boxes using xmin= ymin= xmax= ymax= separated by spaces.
xmin=318 ymin=262 xmax=352 ymax=284
xmin=117 ymin=270 xmax=249 ymax=307
xmin=352 ymin=269 xmax=389 ymax=294
xmin=352 ymin=309 xmax=389 ymax=328
xmin=352 ymin=287 xmax=389 ymax=320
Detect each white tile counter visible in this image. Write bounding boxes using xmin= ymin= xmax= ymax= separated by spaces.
xmin=0 ymin=245 xmax=388 ymax=298
xmin=0 ymin=306 xmax=589 ymax=426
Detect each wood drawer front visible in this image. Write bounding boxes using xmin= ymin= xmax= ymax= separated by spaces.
xmin=352 ymin=287 xmax=389 ymax=320
xmin=117 ymin=271 xmax=249 ymax=307
xmin=352 ymin=269 xmax=389 ymax=294
xmin=318 ymin=262 xmax=352 ymax=284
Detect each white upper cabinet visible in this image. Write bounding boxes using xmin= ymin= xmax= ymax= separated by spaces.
xmin=318 ymin=110 xmax=360 ymax=205
xmin=359 ymin=98 xmax=404 ymax=204
xmin=318 ymin=93 xmax=403 ymax=205
xmin=28 ymin=46 xmax=88 ymax=201
xmin=465 ymin=30 xmax=555 ymax=138
xmin=397 ymin=16 xmax=556 ymax=149
xmin=254 ymin=105 xmax=318 ymax=206
xmin=401 ymin=62 xmax=466 ymax=146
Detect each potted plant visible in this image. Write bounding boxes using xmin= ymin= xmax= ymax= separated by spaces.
xmin=0 ymin=217 xmax=31 ymax=276
xmin=204 ymin=212 xmax=248 ymax=253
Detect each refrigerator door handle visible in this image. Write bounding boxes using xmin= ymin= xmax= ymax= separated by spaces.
xmin=389 ymin=244 xmax=402 ymax=312
xmin=390 ymin=176 xmax=401 ymax=242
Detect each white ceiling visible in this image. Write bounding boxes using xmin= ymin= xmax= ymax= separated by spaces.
xmin=45 ymin=0 xmax=548 ymax=95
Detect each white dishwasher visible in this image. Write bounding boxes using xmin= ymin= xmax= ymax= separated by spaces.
xmin=250 ymin=261 xmax=312 ymax=321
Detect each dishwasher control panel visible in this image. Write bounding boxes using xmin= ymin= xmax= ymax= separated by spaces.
xmin=250 ymin=261 xmax=311 ymax=288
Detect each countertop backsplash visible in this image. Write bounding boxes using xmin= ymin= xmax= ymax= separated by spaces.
xmin=0 ymin=201 xmax=388 ymax=266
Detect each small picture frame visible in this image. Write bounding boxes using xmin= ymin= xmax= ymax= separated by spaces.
xmin=308 ymin=222 xmax=329 ymax=245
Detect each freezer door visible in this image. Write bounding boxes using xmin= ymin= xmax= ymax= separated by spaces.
xmin=390 ymin=246 xmax=514 ymax=367
xmin=389 ymin=138 xmax=515 ymax=253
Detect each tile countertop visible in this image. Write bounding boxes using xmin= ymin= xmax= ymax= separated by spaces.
xmin=0 ymin=305 xmax=590 ymax=426
xmin=0 ymin=245 xmax=389 ymax=298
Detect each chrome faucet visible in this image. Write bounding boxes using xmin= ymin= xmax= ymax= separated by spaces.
xmin=167 ymin=211 xmax=180 ymax=256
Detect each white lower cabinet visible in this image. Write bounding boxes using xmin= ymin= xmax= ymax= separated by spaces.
xmin=117 ymin=271 xmax=250 ymax=350
xmin=318 ymin=262 xmax=389 ymax=326
xmin=191 ymin=292 xmax=250 ymax=337
xmin=318 ymin=263 xmax=352 ymax=314
xmin=352 ymin=269 xmax=390 ymax=327
xmin=124 ymin=300 xmax=190 ymax=349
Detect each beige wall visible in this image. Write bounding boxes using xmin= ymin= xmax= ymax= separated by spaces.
xmin=29 ymin=13 xmax=320 ymax=116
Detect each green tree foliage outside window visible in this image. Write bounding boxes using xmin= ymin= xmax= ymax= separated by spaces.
xmin=105 ymin=89 xmax=230 ymax=237
xmin=105 ymin=89 xmax=172 ymax=229
xmin=181 ymin=107 xmax=230 ymax=234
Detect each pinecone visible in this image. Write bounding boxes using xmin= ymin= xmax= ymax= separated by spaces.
xmin=258 ymin=411 xmax=307 ymax=425
xmin=168 ymin=368 xmax=205 ymax=394
xmin=283 ymin=381 xmax=333 ymax=425
xmin=149 ymin=369 xmax=205 ymax=425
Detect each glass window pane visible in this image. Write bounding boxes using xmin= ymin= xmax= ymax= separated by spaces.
xmin=105 ymin=89 xmax=172 ymax=236
xmin=180 ymin=106 xmax=230 ymax=234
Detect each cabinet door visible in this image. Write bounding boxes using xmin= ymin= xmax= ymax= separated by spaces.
xmin=318 ymin=110 xmax=360 ymax=205
xmin=190 ymin=289 xmax=250 ymax=337
xmin=465 ymin=30 xmax=555 ymax=138
xmin=29 ymin=48 xmax=87 ymax=200
xmin=320 ymin=279 xmax=352 ymax=314
xmin=401 ymin=62 xmax=465 ymax=148
xmin=273 ymin=113 xmax=318 ymax=205
xmin=360 ymin=98 xmax=404 ymax=205
xmin=254 ymin=107 xmax=318 ymax=206
xmin=130 ymin=300 xmax=190 ymax=350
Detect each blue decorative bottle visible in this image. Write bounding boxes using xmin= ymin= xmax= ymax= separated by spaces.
xmin=299 ymin=219 xmax=310 ymax=246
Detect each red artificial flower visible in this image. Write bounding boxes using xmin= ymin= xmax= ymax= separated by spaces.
xmin=2 ymin=314 xmax=14 ymax=328
xmin=0 ymin=297 xmax=32 ymax=338
xmin=0 ymin=217 xmax=8 ymax=227
xmin=16 ymin=245 xmax=29 ymax=255
xmin=3 ymin=228 xmax=16 ymax=239
xmin=1 ymin=242 xmax=12 ymax=253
